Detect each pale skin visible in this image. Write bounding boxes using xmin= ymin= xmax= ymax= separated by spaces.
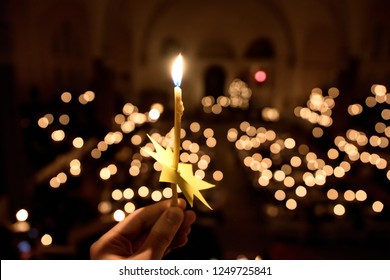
xmin=90 ymin=198 xmax=196 ymax=260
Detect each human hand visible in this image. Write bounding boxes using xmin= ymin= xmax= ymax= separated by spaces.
xmin=90 ymin=198 xmax=196 ymax=260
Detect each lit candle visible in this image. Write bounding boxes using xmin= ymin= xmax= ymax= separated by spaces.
xmin=171 ymin=54 xmax=184 ymax=206
xmin=143 ymin=54 xmax=214 ymax=209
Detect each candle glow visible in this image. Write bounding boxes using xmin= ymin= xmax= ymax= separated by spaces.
xmin=172 ymin=54 xmax=183 ymax=87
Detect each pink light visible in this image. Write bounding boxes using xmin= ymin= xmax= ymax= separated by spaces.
xmin=254 ymin=70 xmax=267 ymax=83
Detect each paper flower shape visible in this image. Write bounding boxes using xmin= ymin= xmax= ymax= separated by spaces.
xmin=143 ymin=135 xmax=215 ymax=210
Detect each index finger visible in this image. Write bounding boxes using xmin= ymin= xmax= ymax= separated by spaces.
xmin=112 ymin=198 xmax=187 ymax=240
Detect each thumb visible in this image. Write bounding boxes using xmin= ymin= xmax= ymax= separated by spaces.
xmin=133 ymin=206 xmax=184 ymax=259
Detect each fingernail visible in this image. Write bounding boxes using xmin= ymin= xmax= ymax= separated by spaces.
xmin=166 ymin=207 xmax=183 ymax=225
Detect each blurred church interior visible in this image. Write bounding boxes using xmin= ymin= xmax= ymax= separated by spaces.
xmin=1 ymin=0 xmax=390 ymax=259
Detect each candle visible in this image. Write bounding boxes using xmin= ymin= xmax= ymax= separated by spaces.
xmin=144 ymin=53 xmax=214 ymax=210
xmin=171 ymin=54 xmax=184 ymax=206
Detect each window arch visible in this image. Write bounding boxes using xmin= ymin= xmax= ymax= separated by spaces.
xmin=244 ymin=37 xmax=275 ymax=59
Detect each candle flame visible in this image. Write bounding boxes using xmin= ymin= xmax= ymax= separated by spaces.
xmin=171 ymin=54 xmax=183 ymax=87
